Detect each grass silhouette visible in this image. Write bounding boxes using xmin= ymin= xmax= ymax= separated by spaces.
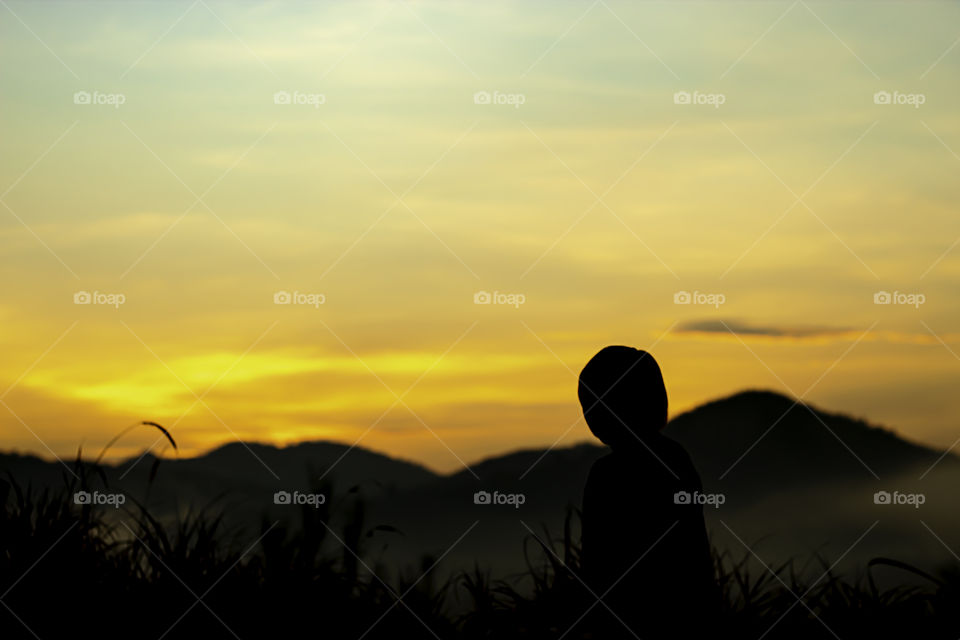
xmin=2 ymin=442 xmax=960 ymax=639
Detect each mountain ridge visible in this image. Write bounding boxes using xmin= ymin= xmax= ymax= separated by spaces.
xmin=3 ymin=388 xmax=959 ymax=577
xmin=2 ymin=389 xmax=948 ymax=477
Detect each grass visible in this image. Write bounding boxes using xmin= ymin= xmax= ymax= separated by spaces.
xmin=2 ymin=443 xmax=960 ymax=639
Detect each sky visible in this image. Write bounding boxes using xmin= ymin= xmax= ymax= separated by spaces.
xmin=1 ymin=1 xmax=959 ymax=473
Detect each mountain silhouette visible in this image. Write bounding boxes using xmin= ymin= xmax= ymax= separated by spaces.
xmin=2 ymin=390 xmax=957 ymax=579
xmin=670 ymin=390 xmax=948 ymax=499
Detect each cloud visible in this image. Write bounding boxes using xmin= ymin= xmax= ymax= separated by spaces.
xmin=676 ymin=319 xmax=854 ymax=340
xmin=675 ymin=320 xmax=960 ymax=346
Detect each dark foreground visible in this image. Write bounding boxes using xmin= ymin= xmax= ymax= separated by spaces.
xmin=2 ymin=468 xmax=959 ymax=640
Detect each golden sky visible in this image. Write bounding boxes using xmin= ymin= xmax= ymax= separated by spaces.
xmin=1 ymin=1 xmax=959 ymax=472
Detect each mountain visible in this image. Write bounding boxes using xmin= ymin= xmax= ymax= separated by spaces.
xmin=671 ymin=390 xmax=947 ymax=498
xmin=2 ymin=390 xmax=958 ymax=580
xmin=0 ymin=439 xmax=437 ymax=505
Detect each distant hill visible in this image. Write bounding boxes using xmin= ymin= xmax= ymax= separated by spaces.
xmin=0 ymin=439 xmax=437 ymax=506
xmin=2 ymin=390 xmax=958 ymax=579
xmin=670 ymin=390 xmax=948 ymax=498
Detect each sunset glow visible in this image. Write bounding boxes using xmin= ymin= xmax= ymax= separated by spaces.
xmin=2 ymin=1 xmax=959 ymax=471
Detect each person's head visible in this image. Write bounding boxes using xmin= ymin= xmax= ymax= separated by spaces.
xmin=578 ymin=346 xmax=668 ymax=447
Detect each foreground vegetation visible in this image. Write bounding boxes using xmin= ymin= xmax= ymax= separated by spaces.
xmin=2 ymin=453 xmax=960 ymax=639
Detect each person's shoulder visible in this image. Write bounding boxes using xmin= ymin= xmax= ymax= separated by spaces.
xmin=656 ymin=435 xmax=692 ymax=460
xmin=655 ymin=435 xmax=702 ymax=480
xmin=587 ymin=450 xmax=615 ymax=476
xmin=584 ymin=451 xmax=616 ymax=495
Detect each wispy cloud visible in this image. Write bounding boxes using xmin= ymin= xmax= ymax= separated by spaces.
xmin=677 ymin=319 xmax=851 ymax=339
xmin=676 ymin=320 xmax=958 ymax=345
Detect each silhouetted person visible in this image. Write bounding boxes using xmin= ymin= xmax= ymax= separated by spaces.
xmin=579 ymin=346 xmax=716 ymax=638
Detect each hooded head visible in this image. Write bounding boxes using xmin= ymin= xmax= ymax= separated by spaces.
xmin=578 ymin=346 xmax=668 ymax=448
